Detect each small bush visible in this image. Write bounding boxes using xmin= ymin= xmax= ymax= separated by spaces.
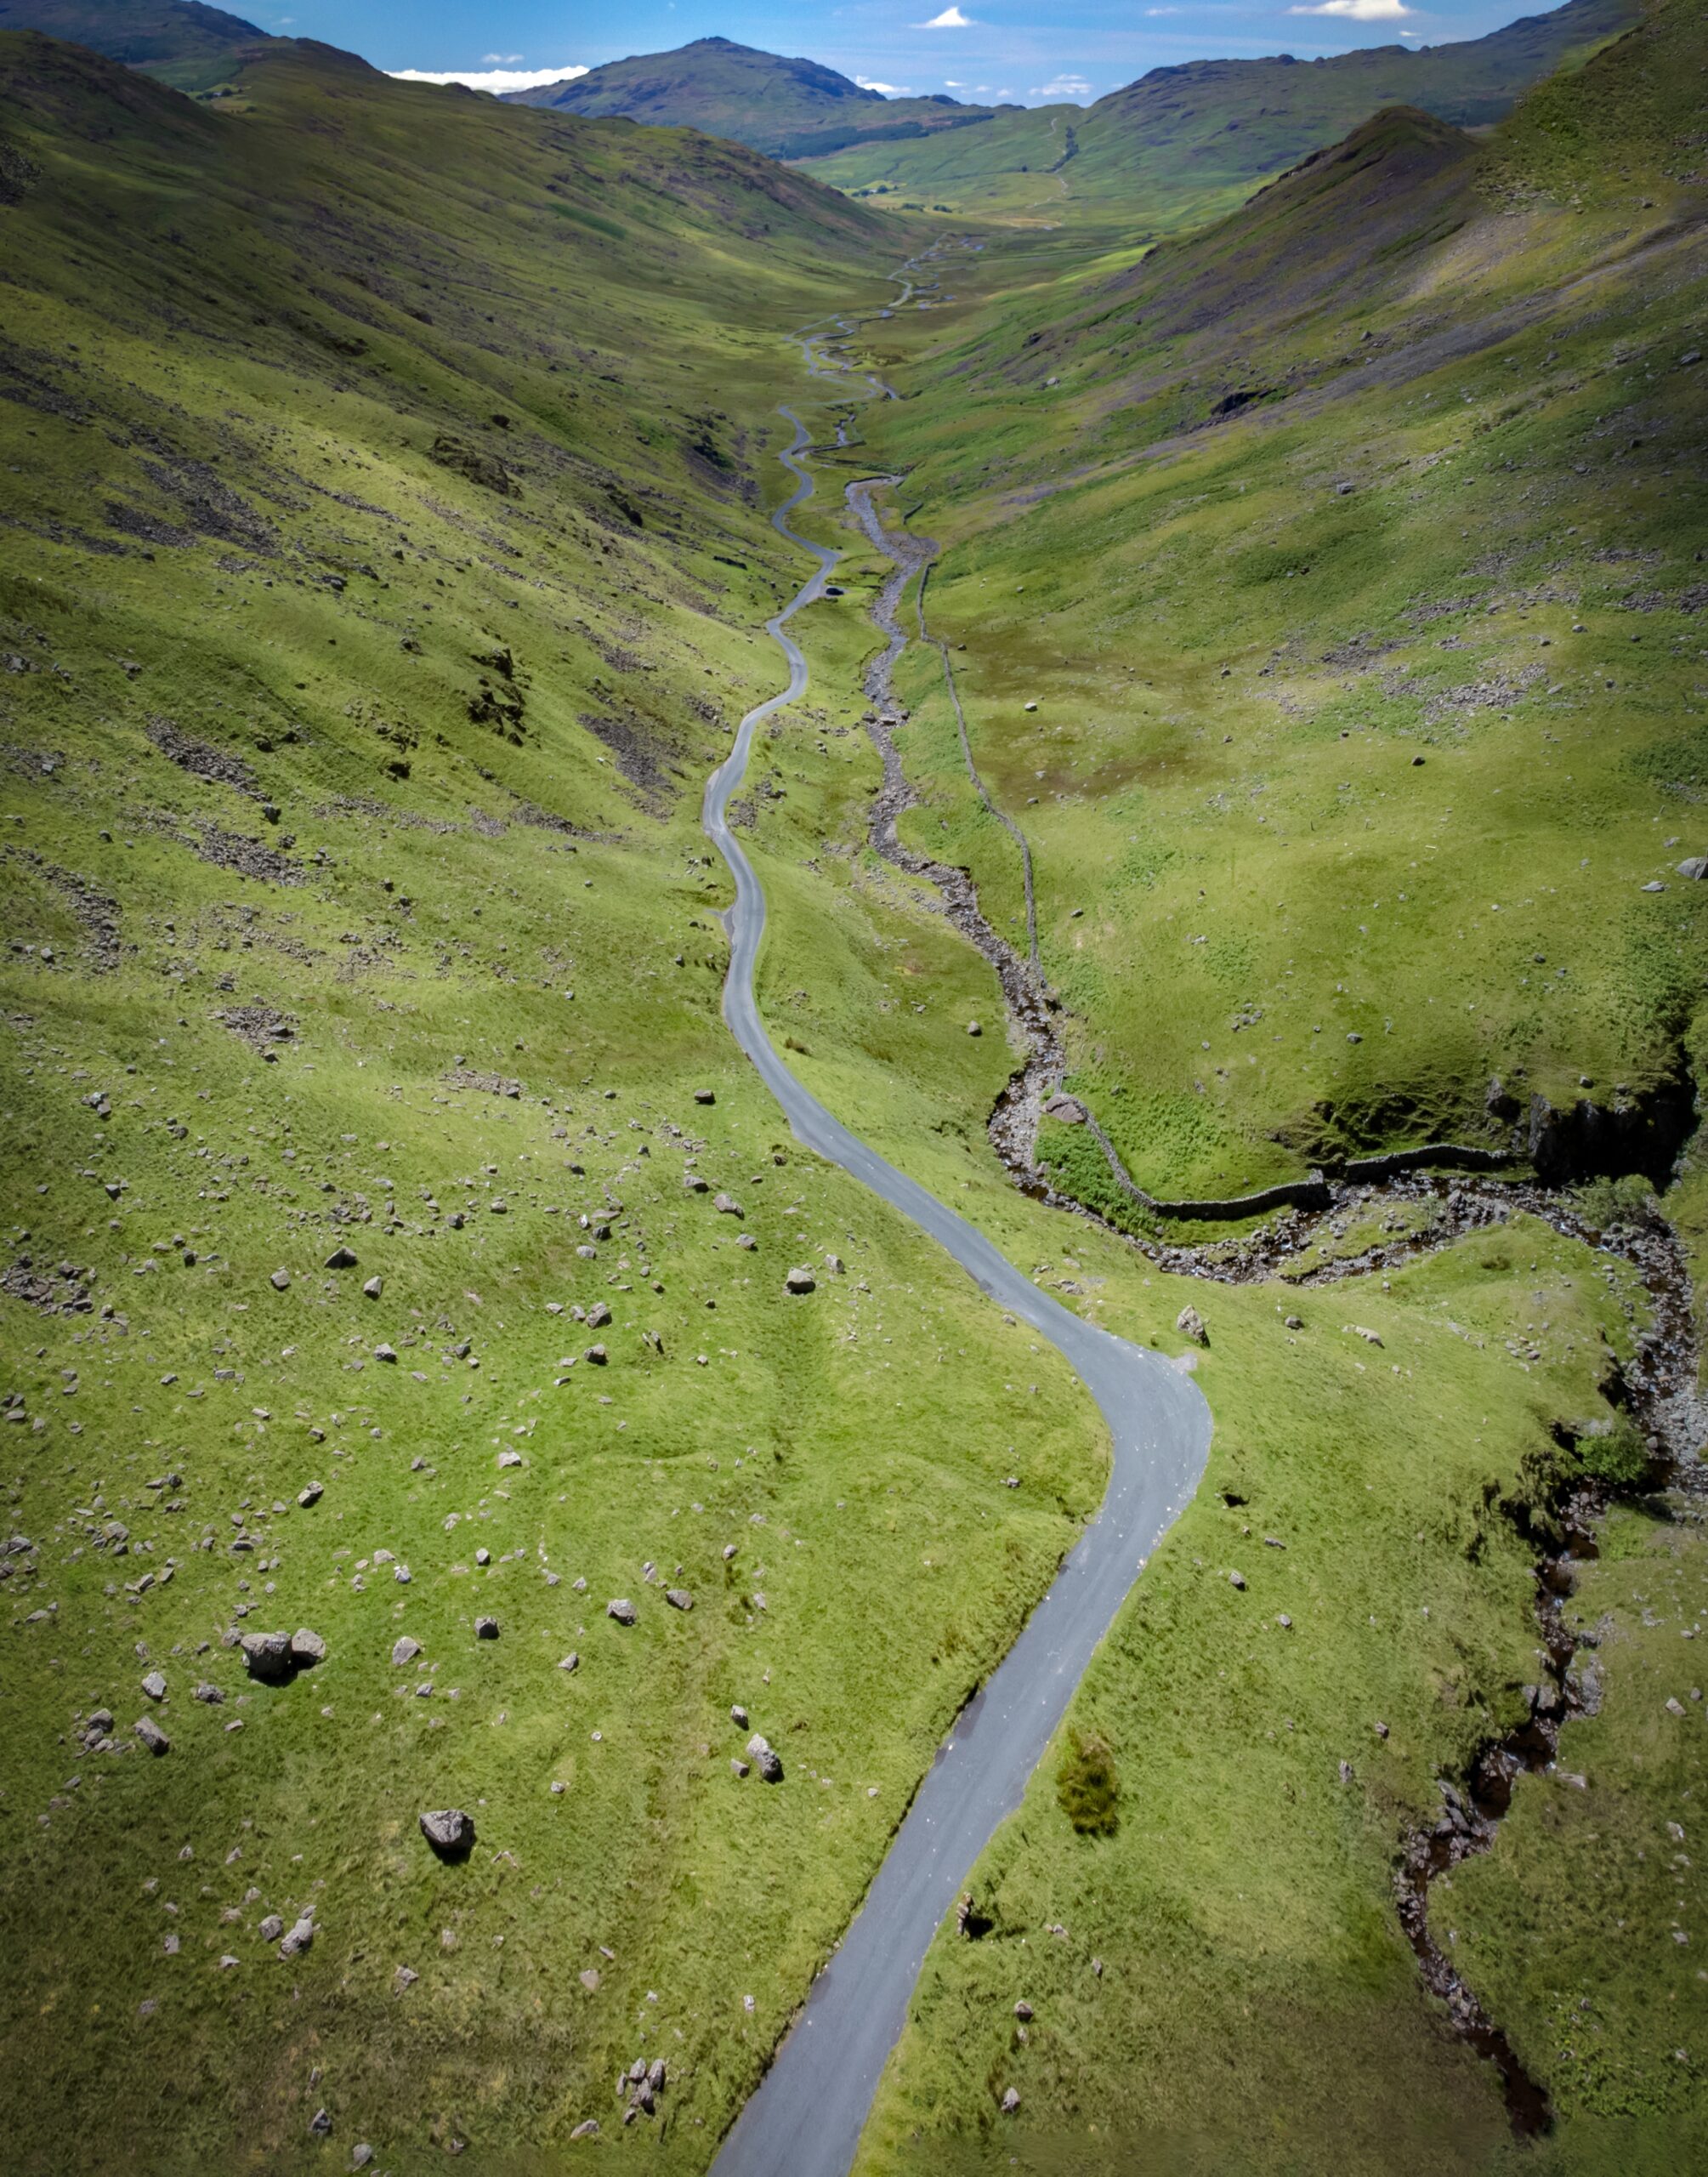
xmin=1056 ymin=1726 xmax=1121 ymax=1836
xmin=1575 ymin=1413 xmax=1657 ymax=1491
xmin=1575 ymin=1174 xmax=1660 ymax=1232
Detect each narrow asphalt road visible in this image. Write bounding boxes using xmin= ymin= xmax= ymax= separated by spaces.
xmin=701 ymin=408 xmax=1213 ymax=2177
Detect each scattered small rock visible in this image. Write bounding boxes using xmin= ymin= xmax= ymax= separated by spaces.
xmin=785 ymin=1265 xmax=816 ymax=1294
xmin=1177 ymin=1304 xmax=1207 ymax=1346
xmin=746 ymin=1733 xmax=783 ymax=1782
xmin=474 ymin=1616 xmax=499 ymax=1640
xmin=392 ymin=1636 xmax=422 ymax=1668
xmin=607 ymin=1598 xmax=637 ymax=1625
xmin=134 ymin=1715 xmax=170 ymax=1756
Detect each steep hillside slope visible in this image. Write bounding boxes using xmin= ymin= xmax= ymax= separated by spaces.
xmin=0 ymin=0 xmax=275 ymax=87
xmin=801 ymin=0 xmax=1635 ymax=225
xmin=508 ymin=34 xmax=1002 ymax=163
xmin=854 ymin=0 xmax=1705 ymax=1214
xmin=0 ymin=33 xmax=1132 ymax=2176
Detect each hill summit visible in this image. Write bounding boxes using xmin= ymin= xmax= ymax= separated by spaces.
xmin=505 ymin=34 xmax=999 ymax=161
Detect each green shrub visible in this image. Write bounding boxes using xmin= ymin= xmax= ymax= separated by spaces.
xmin=1056 ymin=1725 xmax=1121 ymax=1836
xmin=1575 ymin=1413 xmax=1657 ymax=1491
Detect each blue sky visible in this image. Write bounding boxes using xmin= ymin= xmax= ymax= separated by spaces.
xmin=253 ymin=3 xmax=1567 ymax=105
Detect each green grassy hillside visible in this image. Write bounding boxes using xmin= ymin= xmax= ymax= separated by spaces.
xmin=3 ymin=3 xmax=1706 ymax=2172
xmin=850 ymin=0 xmax=1707 ymax=1214
xmin=0 ymin=0 xmax=275 ymax=89
xmin=506 ymin=35 xmax=1003 ymax=166
xmin=800 ymin=0 xmax=1636 ymax=227
xmin=0 ymin=33 xmax=1126 ymax=2174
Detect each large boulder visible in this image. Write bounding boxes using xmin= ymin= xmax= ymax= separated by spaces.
xmin=419 ymin=1808 xmax=475 ymax=1858
xmin=241 ymin=1630 xmax=293 ymax=1682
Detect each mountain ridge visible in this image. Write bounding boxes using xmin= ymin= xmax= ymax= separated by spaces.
xmin=504 ymin=33 xmax=1003 ymax=163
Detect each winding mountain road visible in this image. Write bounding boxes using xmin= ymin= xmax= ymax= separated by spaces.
xmin=701 ymin=409 xmax=1213 ymax=2177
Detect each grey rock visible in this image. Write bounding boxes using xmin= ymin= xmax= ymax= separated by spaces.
xmin=586 ymin=1300 xmax=611 ymax=1328
xmin=785 ymin=1265 xmax=816 ymax=1294
xmin=474 ymin=1616 xmax=499 ymax=1640
xmin=134 ymin=1715 xmax=170 ymax=1755
xmin=570 ymin=2120 xmax=600 ymax=2140
xmin=730 ymin=1703 xmax=749 ymax=1728
xmin=392 ymin=1636 xmax=422 ymax=1668
xmin=559 ymin=1652 xmax=579 ymax=1673
xmin=290 ymin=1628 xmax=326 ymax=1666
xmin=694 ymin=1088 xmax=716 ymax=1105
xmin=1177 ymin=1304 xmax=1208 ymax=1346
xmin=351 ymin=2149 xmax=374 ymax=2172
xmin=373 ymin=1344 xmax=398 ymax=1363
xmin=584 ymin=1343 xmax=608 ymax=1365
xmin=1013 ymin=2000 xmax=1034 ymax=2021
xmin=967 ymin=1020 xmax=982 ymax=1037
xmin=258 ymin=1914 xmax=284 ymax=1943
xmin=298 ymin=1481 xmax=324 ymax=1508
xmin=713 ymin=1193 xmax=743 ymax=1217
xmin=1679 ymin=857 xmax=1708 ymax=881
xmin=419 ymin=1807 xmax=475 ymax=1856
xmin=324 ymin=1246 xmax=359 ymax=1270
xmin=497 ymin=1448 xmax=523 ymax=1468
xmin=361 ymin=1276 xmax=383 ymax=1300
xmin=193 ymin=1682 xmax=224 ymax=1704
xmin=1001 ymin=2088 xmax=1020 ymax=2113
xmin=746 ymin=1733 xmax=783 ymax=1783
xmin=665 ymin=1588 xmax=693 ymax=1611
xmin=606 ymin=1598 xmax=637 ymax=1625
xmin=270 ymin=1267 xmax=291 ymax=1292
xmin=241 ymin=1629 xmax=293 ymax=1681
xmin=280 ymin=1914 xmax=315 ymax=1959
xmin=309 ymin=2108 xmax=332 ymax=2138
xmin=1042 ymin=1094 xmax=1086 ymax=1123
xmin=141 ymin=1670 xmax=167 ymax=1702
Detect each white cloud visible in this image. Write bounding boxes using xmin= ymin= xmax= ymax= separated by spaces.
xmin=389 ymin=64 xmax=589 ymax=94
xmin=482 ymin=53 xmax=523 ymax=65
xmin=1032 ymin=76 xmax=1092 ymax=99
xmin=1145 ymin=6 xmax=1180 ymax=13
xmin=857 ymin=76 xmax=912 ymax=95
xmin=915 ymin=7 xmax=974 ymax=26
xmin=1290 ymin=0 xmax=1411 ymax=16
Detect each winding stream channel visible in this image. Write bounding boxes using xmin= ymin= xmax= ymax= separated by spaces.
xmin=701 ymin=411 xmax=1213 ymax=2174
